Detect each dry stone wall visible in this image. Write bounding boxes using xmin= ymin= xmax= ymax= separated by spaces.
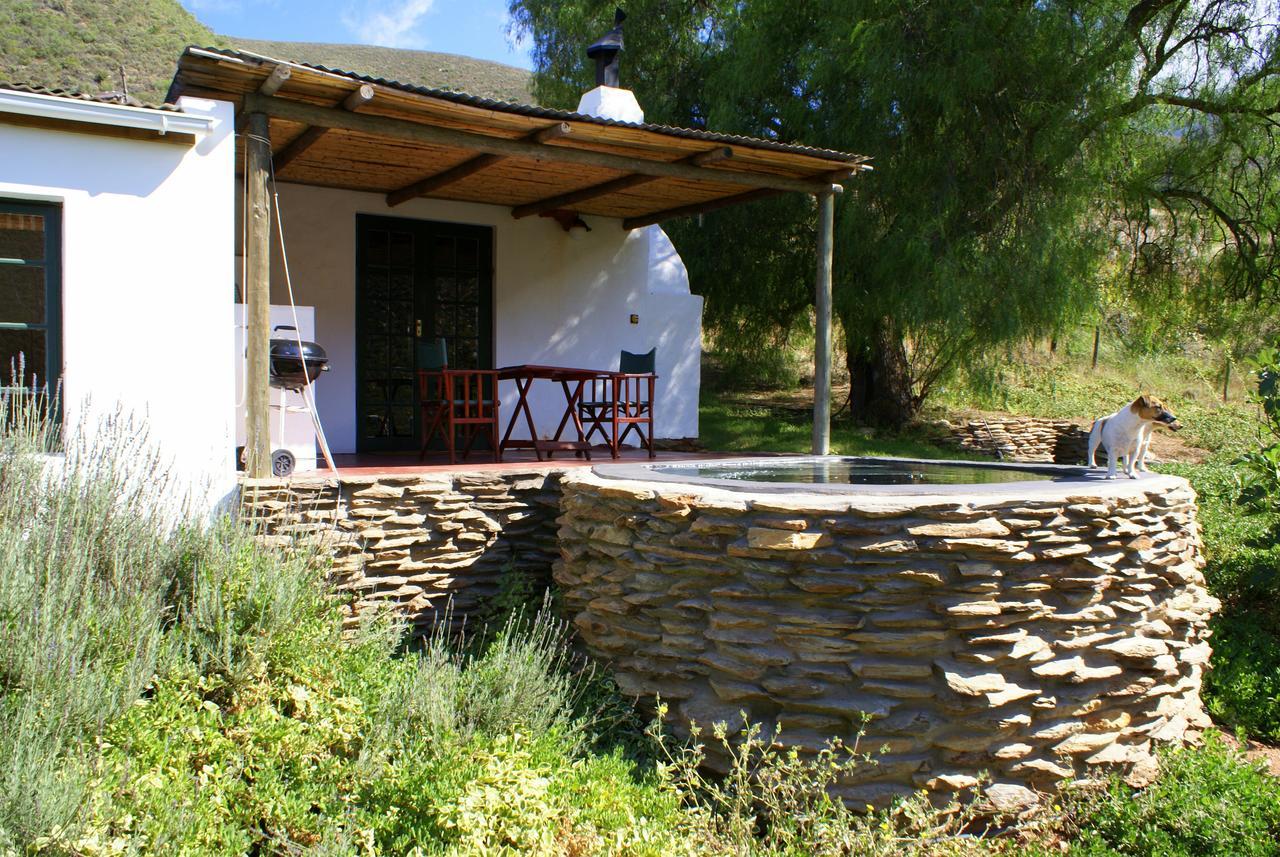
xmin=240 ymin=469 xmax=563 ymax=635
xmin=555 ymin=471 xmax=1218 ymax=810
xmin=932 ymin=416 xmax=1090 ymax=464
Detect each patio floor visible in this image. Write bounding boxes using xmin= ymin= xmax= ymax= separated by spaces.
xmin=320 ymin=446 xmax=732 ymax=478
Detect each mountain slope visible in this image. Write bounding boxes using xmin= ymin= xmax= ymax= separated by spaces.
xmin=0 ymin=1 xmax=534 ymax=106
xmin=229 ymin=38 xmax=533 ymax=104
xmin=0 ymin=0 xmax=215 ymax=103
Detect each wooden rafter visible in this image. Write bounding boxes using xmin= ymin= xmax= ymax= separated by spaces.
xmin=621 ymin=188 xmax=784 ymax=230
xmin=241 ymin=93 xmax=847 ymax=196
xmin=386 ymin=122 xmax=572 ymax=207
xmin=510 ymin=147 xmax=733 ymax=219
xmin=258 ymin=64 xmax=291 ymax=96
xmin=620 ymin=168 xmax=855 ymax=229
xmin=274 ymin=84 xmax=374 ymax=172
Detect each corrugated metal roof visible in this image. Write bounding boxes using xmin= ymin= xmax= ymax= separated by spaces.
xmin=0 ymin=81 xmax=180 ymax=112
xmin=182 ymin=46 xmax=867 ymax=164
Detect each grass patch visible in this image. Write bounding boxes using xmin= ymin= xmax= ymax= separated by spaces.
xmin=700 ymin=390 xmax=973 ymax=459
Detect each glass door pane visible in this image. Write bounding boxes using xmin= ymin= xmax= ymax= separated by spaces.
xmin=0 ymin=205 xmax=58 ymax=391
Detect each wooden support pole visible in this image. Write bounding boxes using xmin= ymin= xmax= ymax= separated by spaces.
xmin=1092 ymin=326 xmax=1100 ymax=370
xmin=244 ymin=93 xmax=848 ymax=196
xmin=511 ymin=146 xmax=733 ymax=219
xmin=812 ymin=189 xmax=835 ymax=455
xmin=387 ymin=122 xmax=572 ymax=207
xmin=244 ymin=112 xmax=273 ymax=478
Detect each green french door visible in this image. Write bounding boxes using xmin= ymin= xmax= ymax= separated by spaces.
xmin=355 ymin=215 xmax=493 ymax=453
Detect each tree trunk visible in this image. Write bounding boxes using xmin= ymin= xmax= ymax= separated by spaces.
xmin=844 ymin=319 xmax=917 ymax=428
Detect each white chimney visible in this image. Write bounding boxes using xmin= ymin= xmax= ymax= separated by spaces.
xmin=576 ymin=9 xmax=644 ymax=124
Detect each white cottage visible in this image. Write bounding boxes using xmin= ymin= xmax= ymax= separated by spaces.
xmin=0 ymin=35 xmax=864 ymax=509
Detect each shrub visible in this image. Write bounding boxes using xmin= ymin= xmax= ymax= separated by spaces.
xmin=0 ymin=392 xmax=185 ymax=849
xmin=1063 ymin=733 xmax=1280 ymax=856
xmin=646 ymin=703 xmax=999 ymax=856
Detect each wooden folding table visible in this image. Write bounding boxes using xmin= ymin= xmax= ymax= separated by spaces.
xmin=498 ymin=364 xmax=606 ymax=461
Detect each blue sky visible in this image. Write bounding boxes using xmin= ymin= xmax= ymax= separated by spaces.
xmin=179 ymin=0 xmax=533 ymax=69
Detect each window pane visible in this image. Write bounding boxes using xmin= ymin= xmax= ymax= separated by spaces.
xmin=457 ymin=304 xmax=478 ymax=338
xmin=434 ymin=274 xmax=456 ymax=302
xmin=433 ymin=304 xmax=454 ymax=338
xmin=364 ymin=229 xmax=389 ymax=266
xmin=0 ymin=213 xmax=44 ymax=260
xmin=456 ymin=237 xmax=479 ymax=269
xmin=359 ymin=336 xmax=388 ymax=370
xmin=389 ymin=406 xmax=414 ymax=438
xmin=388 ymin=301 xmax=414 ymax=336
xmin=389 ymin=336 xmax=413 ymax=372
xmin=389 ymin=271 xmax=413 ymax=302
xmin=363 ymin=299 xmax=388 ymax=334
xmin=433 ymin=236 xmax=455 ymax=268
xmin=457 ymin=273 xmax=478 ymax=303
xmin=454 ymin=337 xmax=478 ymax=369
xmin=0 ymin=328 xmax=47 ymax=387
xmin=0 ymin=265 xmax=45 ymax=325
xmin=390 ymin=231 xmax=414 ymax=267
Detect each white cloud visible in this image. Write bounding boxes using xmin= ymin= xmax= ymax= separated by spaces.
xmin=344 ymin=0 xmax=437 ymax=49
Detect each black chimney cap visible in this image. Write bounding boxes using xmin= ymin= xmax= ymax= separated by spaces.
xmin=587 ymin=8 xmax=626 ymax=87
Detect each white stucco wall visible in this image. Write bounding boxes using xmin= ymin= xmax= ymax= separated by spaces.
xmin=0 ymin=97 xmax=237 ymax=510
xmin=253 ymin=184 xmax=703 ymax=454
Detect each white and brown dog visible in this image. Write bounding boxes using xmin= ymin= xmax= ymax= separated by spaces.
xmin=1087 ymin=395 xmax=1181 ymax=478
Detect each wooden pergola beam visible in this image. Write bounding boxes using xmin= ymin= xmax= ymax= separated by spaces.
xmin=274 ymin=84 xmax=375 ymax=173
xmin=510 ymin=146 xmax=733 ymax=220
xmin=258 ymin=64 xmax=292 ymax=96
xmin=621 ymin=187 xmax=783 ymax=230
xmin=386 ymin=122 xmax=572 ymax=207
xmin=242 ymin=93 xmax=848 ymax=196
xmin=620 ymin=168 xmax=855 ymax=229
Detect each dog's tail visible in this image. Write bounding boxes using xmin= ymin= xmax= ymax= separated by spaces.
xmin=1087 ymin=417 xmax=1107 ymax=467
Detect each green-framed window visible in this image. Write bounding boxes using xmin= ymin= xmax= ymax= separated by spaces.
xmin=0 ymin=200 xmax=61 ymax=392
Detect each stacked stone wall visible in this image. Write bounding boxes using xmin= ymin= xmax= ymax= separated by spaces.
xmin=555 ymin=472 xmax=1218 ymax=811
xmin=932 ymin=416 xmax=1090 ymax=464
xmin=240 ymin=469 xmax=563 ymax=635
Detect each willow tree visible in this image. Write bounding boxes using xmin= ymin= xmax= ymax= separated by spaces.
xmin=510 ymin=0 xmax=1280 ymax=426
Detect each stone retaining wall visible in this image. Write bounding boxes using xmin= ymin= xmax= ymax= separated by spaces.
xmin=555 ymin=471 xmax=1218 ymax=811
xmin=932 ymin=416 xmax=1090 ymax=464
xmin=240 ymin=469 xmax=563 ymax=635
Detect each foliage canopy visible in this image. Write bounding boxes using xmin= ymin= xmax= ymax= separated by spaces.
xmin=511 ymin=0 xmax=1280 ymax=424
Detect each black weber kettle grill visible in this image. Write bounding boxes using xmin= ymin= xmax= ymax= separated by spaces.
xmin=249 ymin=326 xmax=331 ymax=477
xmin=269 ymin=331 xmax=329 ymax=390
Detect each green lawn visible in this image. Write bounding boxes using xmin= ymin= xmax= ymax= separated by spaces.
xmin=699 ymin=391 xmax=975 ymax=459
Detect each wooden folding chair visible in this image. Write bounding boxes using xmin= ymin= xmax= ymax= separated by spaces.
xmin=580 ymin=348 xmax=656 ymax=458
xmin=417 ymin=338 xmax=501 ymax=464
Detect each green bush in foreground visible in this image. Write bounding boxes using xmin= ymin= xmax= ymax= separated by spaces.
xmin=1063 ymin=733 xmax=1280 ymax=856
xmin=3 ymin=390 xmax=1278 ymax=855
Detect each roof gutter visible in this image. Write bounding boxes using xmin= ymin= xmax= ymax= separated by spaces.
xmin=0 ymin=88 xmax=215 ymax=140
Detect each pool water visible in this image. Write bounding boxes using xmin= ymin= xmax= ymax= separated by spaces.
xmin=652 ymin=457 xmax=1072 ymax=486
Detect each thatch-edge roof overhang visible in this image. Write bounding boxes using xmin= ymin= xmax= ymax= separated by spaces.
xmin=169 ymin=46 xmax=869 ymax=228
